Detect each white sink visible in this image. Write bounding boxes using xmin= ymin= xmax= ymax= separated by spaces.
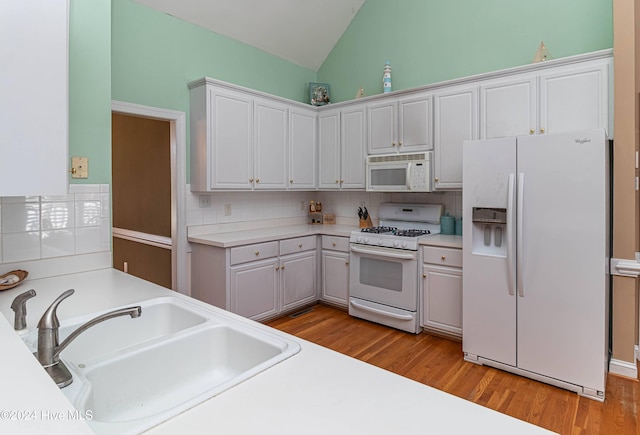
xmin=27 ymin=297 xmax=301 ymax=434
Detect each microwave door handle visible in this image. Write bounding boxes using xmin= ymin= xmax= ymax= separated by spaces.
xmin=406 ymin=163 xmax=412 ymax=190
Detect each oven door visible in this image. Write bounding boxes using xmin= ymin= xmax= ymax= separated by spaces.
xmin=349 ymin=244 xmax=418 ymax=311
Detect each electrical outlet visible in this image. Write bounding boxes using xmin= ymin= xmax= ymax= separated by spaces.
xmin=224 ymin=204 xmax=232 ymax=216
xmin=199 ymin=195 xmax=211 ymax=208
xmin=70 ymin=156 xmax=89 ymax=179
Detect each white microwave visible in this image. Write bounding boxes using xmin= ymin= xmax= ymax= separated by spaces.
xmin=366 ymin=152 xmax=433 ymax=192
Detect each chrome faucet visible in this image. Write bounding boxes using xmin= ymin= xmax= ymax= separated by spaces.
xmin=36 ymin=289 xmax=142 ymax=388
xmin=10 ymin=289 xmax=36 ymax=332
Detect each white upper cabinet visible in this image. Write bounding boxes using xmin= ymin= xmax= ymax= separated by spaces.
xmin=318 ymin=106 xmax=366 ymax=190
xmin=434 ymin=84 xmax=478 ymax=190
xmin=480 ymin=75 xmax=537 ymax=139
xmin=539 ymin=61 xmax=609 ymax=135
xmin=288 ymin=107 xmax=317 ymax=189
xmin=1 ymin=0 xmax=69 ymax=196
xmin=480 ymin=57 xmax=611 ymax=139
xmin=254 ymin=98 xmax=289 ymax=189
xmin=367 ymin=93 xmax=433 ymax=154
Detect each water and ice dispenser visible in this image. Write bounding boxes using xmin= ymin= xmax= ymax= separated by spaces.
xmin=471 ymin=207 xmax=507 ymax=256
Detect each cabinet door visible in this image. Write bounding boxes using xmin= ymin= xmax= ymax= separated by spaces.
xmin=280 ymin=250 xmax=317 ymax=312
xmin=539 ymin=61 xmax=609 ymax=135
xmin=254 ymin=98 xmax=288 ymax=189
xmin=1 ymin=0 xmax=68 ymax=196
xmin=289 ymin=108 xmax=317 ymax=189
xmin=230 ymin=258 xmax=279 ymax=320
xmin=434 ymin=85 xmax=478 ymax=189
xmin=318 ymin=109 xmax=341 ymax=189
xmin=480 ymin=75 xmax=537 ymax=139
xmin=421 ymin=264 xmax=462 ymax=337
xmin=398 ymin=94 xmax=433 ymax=152
xmin=321 ymin=250 xmax=349 ymax=307
xmin=341 ymin=106 xmax=366 ymax=189
xmin=209 ymin=88 xmax=253 ymax=189
xmin=367 ymin=101 xmax=397 ymax=154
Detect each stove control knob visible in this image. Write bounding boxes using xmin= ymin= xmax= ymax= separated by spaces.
xmin=393 ymin=240 xmax=400 ymax=247
xmin=401 ymin=241 xmax=408 ymax=248
xmin=357 ymin=236 xmax=363 ymax=243
xmin=364 ymin=237 xmax=370 ymax=244
xmin=378 ymin=239 xmax=384 ymax=245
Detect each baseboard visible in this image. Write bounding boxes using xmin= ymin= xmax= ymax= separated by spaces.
xmin=609 ymin=358 xmax=638 ymax=379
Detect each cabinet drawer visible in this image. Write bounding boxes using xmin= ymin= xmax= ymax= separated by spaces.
xmin=321 ymin=235 xmax=350 ymax=252
xmin=422 ymin=246 xmax=462 ymax=268
xmin=280 ymin=236 xmax=317 ymax=256
xmin=230 ymin=241 xmax=279 ymax=265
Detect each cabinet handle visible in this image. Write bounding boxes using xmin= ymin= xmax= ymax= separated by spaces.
xmin=530 ymin=128 xmax=535 ymax=134
xmin=441 ymin=255 xmax=446 ymax=261
xmin=298 ymin=243 xmax=303 ymax=248
xmin=255 ymin=251 xmax=260 ymax=256
xmin=540 ymin=128 xmax=545 ymax=133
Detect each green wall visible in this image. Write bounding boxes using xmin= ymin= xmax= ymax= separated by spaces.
xmin=319 ymin=0 xmax=613 ymax=103
xmin=68 ymin=0 xmax=111 ymax=184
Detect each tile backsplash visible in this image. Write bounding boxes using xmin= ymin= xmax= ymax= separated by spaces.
xmin=0 ymin=184 xmax=111 ymax=265
xmin=186 ymin=186 xmax=462 ymax=228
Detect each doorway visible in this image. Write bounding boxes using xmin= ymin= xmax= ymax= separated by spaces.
xmin=111 ymin=101 xmax=188 ymax=293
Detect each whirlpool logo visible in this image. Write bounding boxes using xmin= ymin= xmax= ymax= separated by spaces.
xmin=575 ymin=138 xmax=592 ymax=144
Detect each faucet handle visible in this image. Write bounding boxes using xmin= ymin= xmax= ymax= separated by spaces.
xmin=10 ymin=289 xmax=36 ymax=332
xmin=38 ymin=289 xmax=75 ymax=330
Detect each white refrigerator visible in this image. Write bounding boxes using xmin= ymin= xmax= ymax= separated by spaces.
xmin=462 ymin=129 xmax=609 ymax=401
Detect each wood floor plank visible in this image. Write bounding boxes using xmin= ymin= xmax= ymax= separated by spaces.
xmin=267 ymin=304 xmax=640 ymax=434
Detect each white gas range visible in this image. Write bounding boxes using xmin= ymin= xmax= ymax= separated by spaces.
xmin=348 ymin=203 xmax=444 ymax=333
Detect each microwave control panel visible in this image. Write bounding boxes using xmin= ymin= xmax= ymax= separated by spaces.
xmin=411 ymin=163 xmax=429 ymax=190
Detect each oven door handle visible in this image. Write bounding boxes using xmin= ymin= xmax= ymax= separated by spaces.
xmin=350 ymin=245 xmax=416 ymax=260
xmin=350 ymin=299 xmax=414 ymax=321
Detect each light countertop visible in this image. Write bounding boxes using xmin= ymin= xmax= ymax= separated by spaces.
xmin=0 ymin=269 xmax=549 ymax=435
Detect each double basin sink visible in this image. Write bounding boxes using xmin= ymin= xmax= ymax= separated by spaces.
xmin=21 ymin=296 xmax=301 ymax=434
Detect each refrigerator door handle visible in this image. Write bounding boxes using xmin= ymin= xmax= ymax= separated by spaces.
xmin=517 ymin=173 xmax=525 ymax=297
xmin=506 ymin=173 xmax=515 ymax=296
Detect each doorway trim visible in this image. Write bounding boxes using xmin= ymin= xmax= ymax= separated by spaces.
xmin=111 ymin=100 xmax=188 ymax=295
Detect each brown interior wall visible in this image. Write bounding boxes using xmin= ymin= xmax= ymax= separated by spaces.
xmin=612 ymin=0 xmax=640 ymax=363
xmin=112 ymin=237 xmax=172 ymax=289
xmin=111 ymin=113 xmax=171 ymax=237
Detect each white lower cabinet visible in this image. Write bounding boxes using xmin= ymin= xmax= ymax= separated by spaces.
xmin=421 ymin=245 xmax=463 ymax=338
xmin=320 ymin=235 xmax=350 ymax=307
xmin=191 ymin=236 xmax=318 ymax=322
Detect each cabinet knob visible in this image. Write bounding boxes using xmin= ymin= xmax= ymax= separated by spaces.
xmin=340 ymin=179 xmax=344 ymax=183
xmin=281 ymin=265 xmax=285 ymax=270
xmin=256 ymin=178 xmax=260 ymax=183
xmin=249 ymin=178 xmax=254 ymax=182
xmin=346 ymin=261 xmax=350 ymax=265
xmin=255 ymin=251 xmax=260 ymax=256
xmin=441 ymin=255 xmax=446 ymax=261
xmin=434 ymin=177 xmax=439 ymax=182
xmin=290 ymin=179 xmax=293 ymax=183
xmin=530 ymin=128 xmax=535 ymax=134
xmin=332 ymin=242 xmax=336 ymax=247
xmin=540 ymin=128 xmax=545 ymax=133
xmin=398 ymin=141 xmax=402 ymax=146
xmin=423 ymin=273 xmax=426 ymax=278
xmin=392 ymin=142 xmax=396 ymax=147
xmin=335 ymin=180 xmax=340 ymax=184
xmin=298 ymin=243 xmax=303 ymax=248
xmin=275 ymin=266 xmax=280 ymax=270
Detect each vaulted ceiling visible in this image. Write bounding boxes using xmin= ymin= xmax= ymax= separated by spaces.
xmin=133 ymin=0 xmax=367 ymax=71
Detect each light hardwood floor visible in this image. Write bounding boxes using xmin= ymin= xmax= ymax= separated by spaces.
xmin=266 ymin=304 xmax=639 ymax=435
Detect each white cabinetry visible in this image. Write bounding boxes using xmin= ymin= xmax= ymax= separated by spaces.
xmin=289 ymin=107 xmax=317 ymax=189
xmin=320 ymin=235 xmax=350 ymax=307
xmin=1 ymin=0 xmax=68 ymax=196
xmin=421 ymin=245 xmax=463 ymax=338
xmin=367 ymin=93 xmax=432 ymax=155
xmin=318 ymin=106 xmax=366 ymax=190
xmin=190 ymin=79 xmax=315 ymax=191
xmin=480 ymin=58 xmax=610 ymax=139
xmin=434 ymin=85 xmax=478 ymax=190
xmin=191 ymin=236 xmax=318 ymax=322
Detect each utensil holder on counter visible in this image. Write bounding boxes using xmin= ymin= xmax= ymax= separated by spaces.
xmin=359 ymin=216 xmax=373 ymax=228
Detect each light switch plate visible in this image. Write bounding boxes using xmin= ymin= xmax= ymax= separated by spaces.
xmin=71 ymin=156 xmax=89 ymax=179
